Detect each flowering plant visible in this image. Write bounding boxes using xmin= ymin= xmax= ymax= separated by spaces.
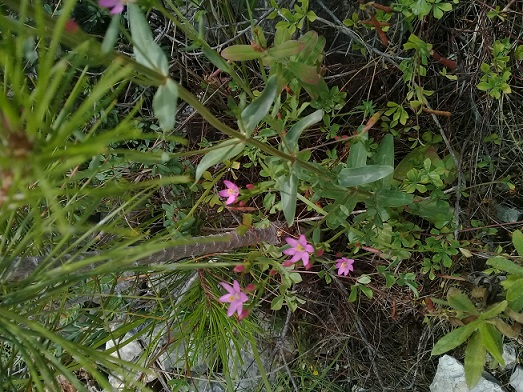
xmin=336 ymin=257 xmax=355 ymax=276
xmin=218 ymin=180 xmax=240 ymax=205
xmin=282 ymin=235 xmax=314 ymax=268
xmin=218 ymin=280 xmax=249 ymax=317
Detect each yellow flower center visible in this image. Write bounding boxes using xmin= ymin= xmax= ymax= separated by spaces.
xmin=228 ymin=293 xmax=240 ymax=301
xmin=296 ymin=244 xmax=305 ymax=252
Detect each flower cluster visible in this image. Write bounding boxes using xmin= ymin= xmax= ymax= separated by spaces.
xmin=215 ymin=182 xmax=356 ymax=319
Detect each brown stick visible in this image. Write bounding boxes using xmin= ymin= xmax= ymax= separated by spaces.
xmin=1 ymin=223 xmax=283 ymax=282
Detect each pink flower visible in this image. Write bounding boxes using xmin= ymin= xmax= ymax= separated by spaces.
xmin=218 ymin=180 xmax=240 ymax=205
xmin=98 ymin=0 xmax=131 ymax=14
xmin=336 ymin=257 xmax=354 ymax=276
xmin=282 ymin=235 xmax=314 ymax=267
xmin=219 ymin=280 xmax=249 ymax=317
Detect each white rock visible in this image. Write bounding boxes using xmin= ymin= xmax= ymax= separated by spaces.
xmin=502 ymin=344 xmax=518 ymax=370
xmin=430 ymin=355 xmax=504 ymax=392
xmin=510 ymin=366 xmax=523 ymax=392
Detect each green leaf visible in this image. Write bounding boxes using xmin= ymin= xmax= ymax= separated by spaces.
xmin=295 ymin=31 xmax=324 ymax=64
xmin=289 ymin=272 xmax=303 ymax=284
xmin=338 ymin=165 xmax=394 ymax=187
xmin=433 ymin=6 xmax=444 ymax=19
xmin=348 ymin=286 xmax=358 ymax=302
xmin=239 ymin=75 xmax=278 ymax=137
xmin=375 ymin=134 xmax=394 ymax=189
xmin=128 ymin=4 xmax=168 ymax=75
xmin=476 ymin=81 xmax=491 ymax=91
xmin=506 ymin=278 xmax=523 ymax=311
xmin=357 ymin=275 xmax=371 ymax=284
xmin=267 ymin=40 xmax=305 ymax=59
xmin=280 ymin=172 xmax=298 ymax=226
xmin=101 ymin=15 xmax=121 ymax=54
xmin=283 ymin=109 xmax=323 ymax=154
xmin=438 ymin=2 xmax=453 ymax=12
xmin=375 ymin=189 xmax=414 ymax=207
xmin=478 ymin=323 xmax=504 ymax=366
xmin=221 ymin=45 xmax=265 ymax=61
xmin=152 ymin=78 xmax=178 ymax=132
xmin=487 ymin=256 xmax=523 ymax=275
xmin=447 ymin=288 xmax=479 ymax=315
xmin=346 ymin=140 xmax=368 ymax=169
xmin=271 ymin=295 xmax=284 ymax=310
xmin=202 ymin=46 xmax=231 ymax=73
xmin=513 ymin=230 xmax=523 ymax=256
xmin=194 ymin=140 xmax=245 ymax=182
xmin=360 ymin=285 xmax=373 ymax=299
xmin=479 ymin=300 xmax=507 ymax=319
xmin=407 ymin=198 xmax=453 ymax=228
xmin=287 ymin=61 xmax=321 ymax=85
xmin=464 ymin=332 xmax=486 ymax=389
xmin=431 ymin=320 xmax=482 ymax=355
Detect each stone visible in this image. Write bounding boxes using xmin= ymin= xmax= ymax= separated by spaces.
xmin=430 ymin=355 xmax=505 ymax=392
xmin=510 ymin=366 xmax=523 ymax=392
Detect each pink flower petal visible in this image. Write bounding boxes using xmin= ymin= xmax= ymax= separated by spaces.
xmin=283 ymin=247 xmax=297 ymax=256
xmin=220 ymin=282 xmax=234 ymax=294
xmin=301 ymin=252 xmax=310 ymax=266
xmin=219 ymin=293 xmax=233 ymax=303
xmin=285 ymin=237 xmax=299 ymax=247
xmin=232 ymin=280 xmax=241 ymax=292
xmin=110 ymin=3 xmax=124 ymax=14
xmin=223 ymin=180 xmax=238 ymax=191
xmin=99 ymin=0 xmax=119 ymax=6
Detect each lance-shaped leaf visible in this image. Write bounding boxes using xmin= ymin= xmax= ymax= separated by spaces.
xmin=295 ymin=31 xmax=325 ymax=65
xmin=101 ymin=15 xmax=121 ymax=54
xmin=280 ymin=172 xmax=298 ymax=226
xmin=375 ymin=189 xmax=413 ymax=207
xmin=338 ymin=166 xmax=394 ymax=187
xmin=288 ymin=61 xmax=321 ymax=85
xmin=283 ymin=109 xmax=323 ymax=154
xmin=346 ymin=139 xmax=368 ymax=169
xmin=431 ymin=319 xmax=482 ymax=355
xmin=128 ymin=4 xmax=169 ymax=76
xmin=194 ymin=140 xmax=245 ymax=182
xmin=221 ymin=45 xmax=265 ymax=61
xmin=267 ymin=40 xmax=304 ymax=59
xmin=464 ymin=332 xmax=486 ymax=389
xmin=506 ymin=277 xmax=523 ymax=311
xmin=152 ymin=78 xmax=178 ymax=132
xmin=447 ymin=288 xmax=479 ymax=316
xmin=487 ymin=256 xmax=523 ymax=275
xmin=513 ymin=230 xmax=523 ymax=256
xmin=478 ymin=323 xmax=504 ymax=366
xmin=238 ymin=75 xmax=278 ymax=137
xmin=479 ymin=300 xmax=507 ymax=320
xmin=375 ymin=134 xmax=394 ymax=189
